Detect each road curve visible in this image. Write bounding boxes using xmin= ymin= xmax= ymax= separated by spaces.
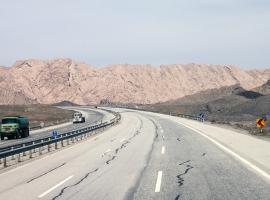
xmin=0 ymin=108 xmax=269 ymax=200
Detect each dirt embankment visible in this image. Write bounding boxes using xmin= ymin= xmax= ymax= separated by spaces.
xmin=138 ymin=83 xmax=270 ymax=137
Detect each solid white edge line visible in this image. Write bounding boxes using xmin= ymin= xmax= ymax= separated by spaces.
xmin=178 ymin=121 xmax=270 ymax=182
xmin=161 ymin=146 xmax=165 ymax=154
xmin=155 ymin=171 xmax=163 ymax=192
xmin=38 ymin=175 xmax=74 ymax=198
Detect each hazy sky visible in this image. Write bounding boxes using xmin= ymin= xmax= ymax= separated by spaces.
xmin=0 ymin=0 xmax=269 ymax=68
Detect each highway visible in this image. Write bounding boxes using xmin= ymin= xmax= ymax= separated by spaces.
xmin=0 ymin=107 xmax=105 ymax=148
xmin=0 ymin=108 xmax=270 ymax=200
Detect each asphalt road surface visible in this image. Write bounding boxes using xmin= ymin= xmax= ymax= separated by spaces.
xmin=0 ymin=107 xmax=104 ymax=148
xmin=0 ymin=108 xmax=269 ymax=200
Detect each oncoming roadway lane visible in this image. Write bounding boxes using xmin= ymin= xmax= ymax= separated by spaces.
xmin=0 ymin=107 xmax=105 ymax=148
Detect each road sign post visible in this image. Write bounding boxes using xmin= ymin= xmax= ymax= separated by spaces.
xmin=198 ymin=113 xmax=205 ymax=122
xmin=52 ymin=130 xmax=58 ymax=139
xmin=40 ymin=122 xmax=45 ymax=128
xmin=256 ymin=117 xmax=265 ymax=133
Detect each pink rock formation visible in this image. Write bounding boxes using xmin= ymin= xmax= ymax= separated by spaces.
xmin=0 ymin=58 xmax=269 ymax=105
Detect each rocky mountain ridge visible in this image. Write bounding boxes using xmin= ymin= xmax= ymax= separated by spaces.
xmin=0 ymin=58 xmax=270 ymax=105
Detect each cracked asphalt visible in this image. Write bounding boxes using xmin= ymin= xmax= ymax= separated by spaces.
xmin=0 ymin=108 xmax=270 ymax=200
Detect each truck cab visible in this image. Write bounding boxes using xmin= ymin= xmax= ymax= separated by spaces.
xmin=0 ymin=116 xmax=30 ymax=140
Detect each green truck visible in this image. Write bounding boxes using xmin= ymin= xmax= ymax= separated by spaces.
xmin=0 ymin=116 xmax=30 ymax=140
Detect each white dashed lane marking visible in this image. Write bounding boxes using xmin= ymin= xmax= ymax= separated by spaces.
xmin=38 ymin=175 xmax=74 ymax=198
xmin=161 ymin=146 xmax=165 ymax=154
xmin=155 ymin=171 xmax=163 ymax=192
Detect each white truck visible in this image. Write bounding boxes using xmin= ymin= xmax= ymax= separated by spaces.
xmin=73 ymin=112 xmax=86 ymax=124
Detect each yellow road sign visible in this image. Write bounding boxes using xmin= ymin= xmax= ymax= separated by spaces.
xmin=256 ymin=117 xmax=265 ymax=128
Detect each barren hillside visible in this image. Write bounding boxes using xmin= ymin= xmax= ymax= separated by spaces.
xmin=141 ymin=81 xmax=270 ymax=135
xmin=0 ymin=58 xmax=269 ymax=105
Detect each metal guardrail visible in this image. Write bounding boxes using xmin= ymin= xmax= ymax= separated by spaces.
xmin=0 ymin=110 xmax=121 ymax=167
xmin=110 ymin=106 xmax=203 ymax=121
xmin=175 ymin=113 xmax=203 ymax=121
xmin=30 ymin=125 xmax=43 ymax=130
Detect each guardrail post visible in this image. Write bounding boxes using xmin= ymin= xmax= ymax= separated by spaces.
xmin=55 ymin=141 xmax=58 ymax=149
xmin=23 ymin=144 xmax=26 ymax=156
xmin=33 ymin=142 xmax=36 ymax=153
xmin=61 ymin=139 xmax=64 ymax=147
xmin=39 ymin=140 xmax=44 ymax=155
xmin=39 ymin=146 xmax=42 ymax=155
xmin=18 ymin=153 xmax=21 ymax=162
xmin=48 ymin=144 xmax=51 ymax=152
xmin=11 ymin=147 xmax=15 ymax=160
xmin=3 ymin=157 xmax=7 ymax=167
xmin=0 ymin=158 xmax=2 ymax=164
xmin=29 ymin=149 xmax=33 ymax=159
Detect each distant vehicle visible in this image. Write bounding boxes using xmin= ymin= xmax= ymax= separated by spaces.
xmin=73 ymin=112 xmax=85 ymax=124
xmin=0 ymin=116 xmax=30 ymax=140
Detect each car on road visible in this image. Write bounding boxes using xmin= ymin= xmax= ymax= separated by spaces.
xmin=0 ymin=116 xmax=30 ymax=140
xmin=73 ymin=112 xmax=85 ymax=124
